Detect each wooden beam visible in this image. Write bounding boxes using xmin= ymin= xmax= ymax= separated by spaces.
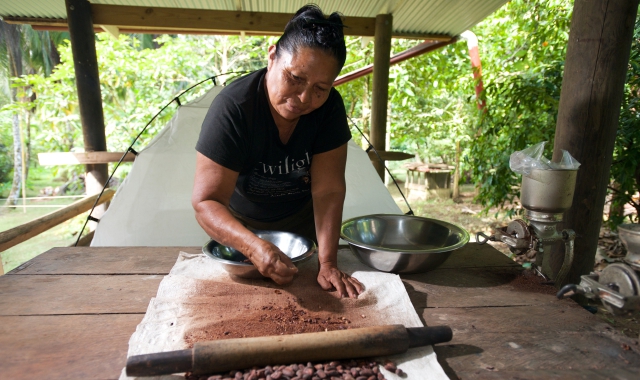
xmin=0 ymin=189 xmax=115 ymax=253
xmin=550 ymin=0 xmax=640 ymax=286
xmin=38 ymin=152 xmax=135 ymax=166
xmin=367 ymin=150 xmax=414 ymax=162
xmin=99 ymin=25 xmax=120 ymax=38
xmin=370 ymin=14 xmax=393 ymax=180
xmin=90 ymin=4 xmax=376 ymax=37
xmin=335 ymin=38 xmax=457 ymax=86
xmin=66 ymin=0 xmax=110 ymax=223
xmin=4 ymin=11 xmax=451 ymax=40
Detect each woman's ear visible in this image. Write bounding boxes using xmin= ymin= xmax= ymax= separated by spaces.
xmin=267 ymin=45 xmax=277 ymax=70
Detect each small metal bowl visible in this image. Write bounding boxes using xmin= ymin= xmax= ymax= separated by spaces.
xmin=340 ymin=214 xmax=470 ymax=274
xmin=202 ymin=231 xmax=316 ymax=278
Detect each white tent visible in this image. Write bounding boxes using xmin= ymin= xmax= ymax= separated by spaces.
xmin=92 ymin=86 xmax=401 ymax=247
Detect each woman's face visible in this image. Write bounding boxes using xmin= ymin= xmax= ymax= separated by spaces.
xmin=265 ymin=45 xmax=339 ymax=122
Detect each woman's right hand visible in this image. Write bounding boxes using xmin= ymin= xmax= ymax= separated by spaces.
xmin=247 ymin=240 xmax=298 ymax=284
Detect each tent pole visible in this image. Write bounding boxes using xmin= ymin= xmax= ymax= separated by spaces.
xmin=370 ymin=13 xmax=393 ymax=180
xmin=65 ymin=0 xmax=109 ymax=224
xmin=550 ymin=0 xmax=640 ymax=287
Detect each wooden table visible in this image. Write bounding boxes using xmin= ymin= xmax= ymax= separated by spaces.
xmin=1 ymin=244 xmax=638 ymax=379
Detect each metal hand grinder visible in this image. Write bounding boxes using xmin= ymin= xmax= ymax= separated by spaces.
xmin=477 ymin=168 xmax=578 ymax=285
xmin=558 ymin=224 xmax=640 ymax=315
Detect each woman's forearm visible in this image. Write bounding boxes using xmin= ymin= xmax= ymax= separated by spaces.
xmin=312 ymin=190 xmax=346 ymax=267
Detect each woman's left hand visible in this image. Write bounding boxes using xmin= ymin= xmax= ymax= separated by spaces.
xmin=317 ymin=263 xmax=364 ymax=298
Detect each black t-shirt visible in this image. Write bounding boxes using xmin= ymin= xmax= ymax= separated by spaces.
xmin=196 ymin=68 xmax=352 ymax=222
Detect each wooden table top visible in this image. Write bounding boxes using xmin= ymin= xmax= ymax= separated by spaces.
xmin=0 ymin=244 xmax=638 ymax=379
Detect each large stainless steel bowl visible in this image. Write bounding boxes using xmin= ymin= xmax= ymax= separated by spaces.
xmin=340 ymin=214 xmax=470 ymax=274
xmin=202 ymin=231 xmax=316 ymax=278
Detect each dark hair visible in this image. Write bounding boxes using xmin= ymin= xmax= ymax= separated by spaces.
xmin=275 ymin=4 xmax=347 ymax=72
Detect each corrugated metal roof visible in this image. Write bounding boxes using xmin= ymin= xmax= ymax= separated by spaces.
xmin=0 ymin=0 xmax=509 ymax=37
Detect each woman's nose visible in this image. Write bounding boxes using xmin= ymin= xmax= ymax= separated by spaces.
xmin=298 ymin=87 xmax=312 ymax=104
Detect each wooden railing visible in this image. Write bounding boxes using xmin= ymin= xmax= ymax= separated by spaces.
xmin=0 ymin=189 xmax=115 ymax=274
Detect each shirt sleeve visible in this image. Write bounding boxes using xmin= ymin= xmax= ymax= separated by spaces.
xmin=312 ymin=88 xmax=352 ymax=154
xmin=195 ymin=93 xmax=249 ymax=172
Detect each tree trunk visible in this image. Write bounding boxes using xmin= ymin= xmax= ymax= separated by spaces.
xmin=2 ymin=22 xmax=24 ymax=207
xmin=6 ymin=113 xmax=22 ymax=206
xmin=452 ymin=140 xmax=461 ymax=201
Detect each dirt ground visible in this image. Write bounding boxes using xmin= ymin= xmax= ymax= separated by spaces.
xmin=387 ymin=184 xmax=640 ymax=341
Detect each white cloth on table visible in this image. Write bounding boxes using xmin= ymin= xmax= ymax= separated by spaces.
xmin=119 ymin=249 xmax=448 ymax=380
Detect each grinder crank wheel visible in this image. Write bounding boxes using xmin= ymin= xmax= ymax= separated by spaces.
xmin=506 ymin=219 xmax=532 ymax=256
xmin=598 ymin=263 xmax=640 ymax=315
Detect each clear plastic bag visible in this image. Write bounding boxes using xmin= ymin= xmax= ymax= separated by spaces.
xmin=509 ymin=141 xmax=580 ymax=175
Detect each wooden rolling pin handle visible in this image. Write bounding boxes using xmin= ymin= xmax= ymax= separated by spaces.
xmin=126 ymin=324 xmax=454 ymax=377
xmin=192 ymin=324 xmax=409 ymax=375
xmin=407 ymin=326 xmax=453 ymax=348
xmin=126 ymin=348 xmax=192 ymax=376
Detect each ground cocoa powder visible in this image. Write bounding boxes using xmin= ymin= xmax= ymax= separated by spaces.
xmin=183 ymin=276 xmax=382 ymax=346
xmin=507 ymin=271 xmax=558 ymax=295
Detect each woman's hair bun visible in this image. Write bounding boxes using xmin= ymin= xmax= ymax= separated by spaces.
xmin=276 ymin=4 xmax=347 ymax=72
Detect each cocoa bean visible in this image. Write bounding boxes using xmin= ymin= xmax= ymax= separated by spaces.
xmin=316 ymin=370 xmax=326 ymax=379
xmin=303 ymin=368 xmax=315 ymax=376
xmin=394 ymin=368 xmax=404 ymax=376
xmin=383 ymin=363 xmax=396 ymax=373
xmin=360 ymin=369 xmax=373 ymax=376
xmin=356 ymin=377 xmax=367 ymax=380
xmin=271 ymin=370 xmax=282 ymax=379
xmin=367 ymin=376 xmax=375 ymax=380
xmin=283 ymin=367 xmax=295 ymax=377
xmin=314 ymin=364 xmax=323 ymax=370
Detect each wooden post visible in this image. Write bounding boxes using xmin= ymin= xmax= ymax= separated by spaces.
xmin=551 ymin=0 xmax=640 ymax=286
xmin=65 ymin=0 xmax=109 ymax=219
xmin=370 ymin=14 xmax=393 ymax=180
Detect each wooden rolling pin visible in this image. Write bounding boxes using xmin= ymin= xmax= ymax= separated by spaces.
xmin=126 ymin=324 xmax=452 ymax=376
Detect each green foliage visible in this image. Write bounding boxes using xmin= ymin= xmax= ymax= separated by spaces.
xmin=388 ymin=39 xmax=474 ymax=163
xmin=609 ymin=14 xmax=640 ymax=226
xmin=0 ymin=111 xmax=12 ymax=183
xmin=468 ymin=0 xmax=573 ymax=214
xmin=7 ymin=33 xmax=270 ymax=181
xmin=341 ymin=36 xmax=475 ymax=164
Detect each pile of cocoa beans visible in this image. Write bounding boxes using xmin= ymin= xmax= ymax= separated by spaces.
xmin=186 ymin=359 xmax=405 ymax=380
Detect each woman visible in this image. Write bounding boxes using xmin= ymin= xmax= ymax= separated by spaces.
xmin=192 ymin=5 xmax=363 ymax=298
